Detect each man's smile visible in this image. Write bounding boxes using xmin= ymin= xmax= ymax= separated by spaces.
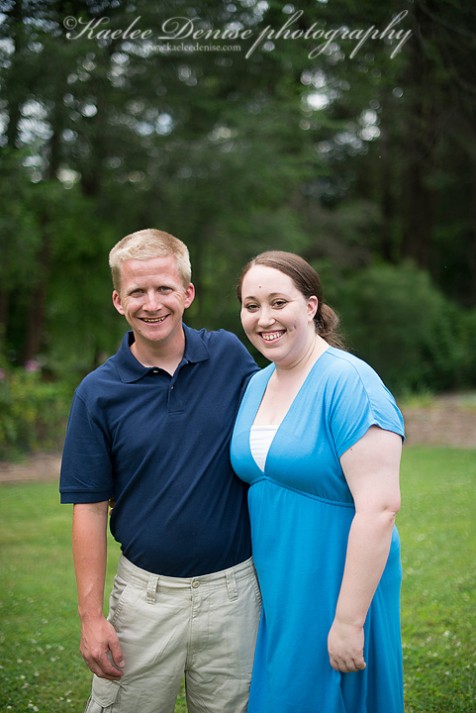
xmin=141 ymin=316 xmax=167 ymax=323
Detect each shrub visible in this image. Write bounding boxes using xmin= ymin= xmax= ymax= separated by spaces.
xmin=458 ymin=309 xmax=476 ymax=386
xmin=335 ymin=262 xmax=469 ymax=394
xmin=0 ymin=367 xmax=71 ymax=459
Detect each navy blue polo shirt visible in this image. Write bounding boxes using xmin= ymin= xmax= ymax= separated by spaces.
xmin=60 ymin=325 xmax=258 ymax=577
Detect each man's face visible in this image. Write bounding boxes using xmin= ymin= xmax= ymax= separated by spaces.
xmin=112 ymin=256 xmax=195 ymax=350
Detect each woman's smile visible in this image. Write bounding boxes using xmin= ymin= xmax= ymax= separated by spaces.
xmin=259 ymin=329 xmax=286 ymax=343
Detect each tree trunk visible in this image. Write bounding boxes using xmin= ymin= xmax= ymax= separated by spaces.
xmin=5 ymin=0 xmax=24 ymax=149
xmin=378 ymin=104 xmax=397 ymax=264
xmin=21 ymin=213 xmax=51 ymax=365
xmin=469 ymin=156 xmax=476 ymax=305
xmin=0 ymin=290 xmax=8 ymax=353
xmin=400 ymin=6 xmax=435 ymax=270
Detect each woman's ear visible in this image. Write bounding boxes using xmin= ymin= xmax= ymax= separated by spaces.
xmin=307 ymin=295 xmax=318 ymax=322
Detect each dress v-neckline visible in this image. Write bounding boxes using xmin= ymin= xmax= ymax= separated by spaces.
xmin=250 ymin=348 xmax=332 ymax=472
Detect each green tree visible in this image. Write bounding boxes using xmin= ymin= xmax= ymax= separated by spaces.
xmin=0 ymin=0 xmax=474 ymax=393
xmin=336 ymin=263 xmax=465 ymax=393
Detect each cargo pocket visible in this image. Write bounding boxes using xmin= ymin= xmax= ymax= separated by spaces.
xmin=84 ymin=676 xmax=121 ymax=712
xmin=84 ymin=697 xmax=105 ymax=713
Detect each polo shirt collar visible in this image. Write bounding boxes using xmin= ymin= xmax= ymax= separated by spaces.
xmin=116 ymin=324 xmax=209 ymax=383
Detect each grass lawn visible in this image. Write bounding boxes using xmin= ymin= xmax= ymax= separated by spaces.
xmin=0 ymin=446 xmax=474 ymax=712
xmin=398 ymin=448 xmax=475 ymax=712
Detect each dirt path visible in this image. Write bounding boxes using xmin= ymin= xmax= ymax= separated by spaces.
xmin=1 ymin=395 xmax=475 ymax=485
xmin=0 ymin=452 xmax=63 ymax=485
xmin=402 ymin=394 xmax=476 ymax=450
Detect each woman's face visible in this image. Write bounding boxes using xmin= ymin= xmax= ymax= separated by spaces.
xmin=240 ymin=264 xmax=318 ymax=367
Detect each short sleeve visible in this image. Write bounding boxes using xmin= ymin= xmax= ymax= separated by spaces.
xmin=59 ymin=390 xmax=113 ymax=503
xmin=329 ymin=358 xmax=405 ymax=458
xmin=213 ymin=329 xmax=258 ymax=399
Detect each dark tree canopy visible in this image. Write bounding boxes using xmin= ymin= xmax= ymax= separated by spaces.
xmin=0 ymin=0 xmax=475 ymax=391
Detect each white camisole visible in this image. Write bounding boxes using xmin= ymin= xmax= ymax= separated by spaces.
xmin=249 ymin=425 xmax=278 ymax=471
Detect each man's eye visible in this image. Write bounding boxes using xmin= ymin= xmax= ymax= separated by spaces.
xmin=159 ymin=287 xmax=173 ymax=294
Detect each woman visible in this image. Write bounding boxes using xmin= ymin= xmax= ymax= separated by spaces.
xmin=231 ymin=251 xmax=405 ymax=713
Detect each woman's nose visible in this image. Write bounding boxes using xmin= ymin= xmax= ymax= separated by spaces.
xmin=257 ymin=306 xmax=275 ymax=326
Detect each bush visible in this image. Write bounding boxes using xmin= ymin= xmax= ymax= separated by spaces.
xmin=0 ymin=367 xmax=71 ymax=459
xmin=335 ymin=262 xmax=469 ymax=394
xmin=458 ymin=309 xmax=476 ymax=386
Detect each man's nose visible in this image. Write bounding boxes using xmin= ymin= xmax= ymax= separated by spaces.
xmin=144 ymin=291 xmax=162 ymax=310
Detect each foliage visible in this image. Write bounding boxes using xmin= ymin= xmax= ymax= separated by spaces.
xmin=334 ymin=262 xmax=469 ymax=394
xmin=0 ymin=367 xmax=71 ymax=460
xmin=458 ymin=309 xmax=476 ymax=387
xmin=0 ymin=448 xmax=475 ymax=711
xmin=0 ymin=0 xmax=475 ymax=391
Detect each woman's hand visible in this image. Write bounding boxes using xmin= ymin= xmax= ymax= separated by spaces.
xmin=327 ymin=617 xmax=366 ymax=672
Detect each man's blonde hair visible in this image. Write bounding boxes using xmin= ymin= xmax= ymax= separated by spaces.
xmin=109 ymin=229 xmax=192 ymax=291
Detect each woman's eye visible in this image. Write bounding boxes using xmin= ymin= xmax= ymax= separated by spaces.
xmin=272 ymin=300 xmax=287 ymax=309
xmin=244 ymin=303 xmax=259 ymax=311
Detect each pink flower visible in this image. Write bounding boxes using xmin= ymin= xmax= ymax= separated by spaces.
xmin=25 ymin=359 xmax=40 ymax=373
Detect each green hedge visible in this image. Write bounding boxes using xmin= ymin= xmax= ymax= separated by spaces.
xmin=332 ymin=263 xmax=476 ymax=395
xmin=0 ymin=368 xmax=72 ymax=460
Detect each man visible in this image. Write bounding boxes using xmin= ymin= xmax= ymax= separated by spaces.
xmin=60 ymin=229 xmax=260 ymax=713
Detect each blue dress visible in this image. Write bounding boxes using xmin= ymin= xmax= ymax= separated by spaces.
xmin=230 ymin=348 xmax=405 ymax=713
